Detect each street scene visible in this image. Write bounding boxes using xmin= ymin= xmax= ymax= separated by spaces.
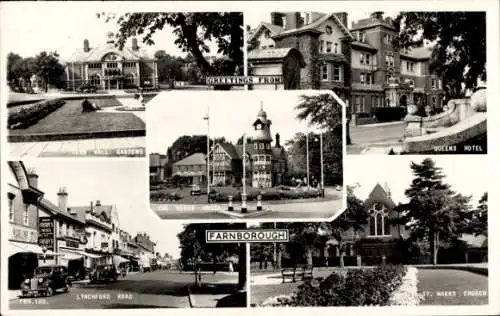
xmin=5 ymin=5 xmax=243 ymax=157
xmin=246 ymin=10 xmax=486 ymax=154
xmin=149 ymin=90 xmax=344 ymax=220
xmin=250 ymin=156 xmax=488 ymax=306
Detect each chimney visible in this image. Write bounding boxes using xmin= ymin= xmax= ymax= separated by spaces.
xmin=27 ymin=169 xmax=39 ymax=189
xmin=275 ymin=133 xmax=281 ymax=148
xmin=83 ymin=39 xmax=90 ymax=52
xmin=68 ymin=208 xmax=77 ymax=215
xmin=57 ymin=187 xmax=68 ymax=212
xmin=95 ymin=200 xmax=101 ymax=206
xmin=283 ymin=12 xmax=298 ymax=30
xmin=132 ymin=38 xmax=138 ymax=51
xmin=270 ymin=12 xmax=284 ymax=27
xmin=371 ymin=12 xmax=384 ymax=20
xmin=334 ymin=12 xmax=348 ymax=28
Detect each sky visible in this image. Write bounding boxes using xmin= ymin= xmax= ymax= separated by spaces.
xmin=0 ymin=3 xmax=221 ymax=60
xmin=346 ymin=155 xmax=488 ymax=207
xmin=147 ymin=90 xmax=329 ymax=154
xmin=245 ymin=10 xmax=400 ymax=29
xmin=23 ymin=160 xmax=184 ymax=258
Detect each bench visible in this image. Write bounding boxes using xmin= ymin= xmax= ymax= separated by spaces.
xmin=281 ymin=265 xmax=314 ymax=283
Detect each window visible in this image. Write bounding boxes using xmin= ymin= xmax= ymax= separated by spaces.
xmin=319 ymin=40 xmax=324 ymax=53
xmin=357 ymin=31 xmax=365 ymax=42
xmin=334 ymin=43 xmax=339 ymax=54
xmin=360 ymin=52 xmax=365 ymax=64
xmin=360 ymin=73 xmax=365 ymax=84
xmin=266 ymin=144 xmax=271 ymax=149
xmin=23 ymin=205 xmax=28 ymax=225
xmin=264 ymin=30 xmax=271 ymax=38
xmin=123 ymin=62 xmax=136 ymax=68
xmin=385 ymin=75 xmax=390 ymax=84
xmin=360 ymin=96 xmax=365 ymax=112
xmin=368 ymin=202 xmax=390 ymax=236
xmin=333 ymin=65 xmax=341 ymax=81
xmin=89 ymin=63 xmax=102 ymax=69
xmin=432 ymin=96 xmax=436 ymax=107
xmin=107 ymin=62 xmax=118 ymax=68
xmin=384 ymin=34 xmax=392 ymax=45
xmin=366 ymin=73 xmax=373 ymax=85
xmin=385 ymin=55 xmax=394 ymax=67
xmin=325 ymin=25 xmax=332 ymax=35
xmin=254 ymin=143 xmax=257 ymax=150
xmin=321 ymin=64 xmax=329 ymax=81
xmin=259 ymin=143 xmax=264 ymax=149
xmin=326 ymin=42 xmax=332 ymax=53
xmin=431 ymin=78 xmax=437 ymax=89
xmin=9 ymin=198 xmax=13 ymax=222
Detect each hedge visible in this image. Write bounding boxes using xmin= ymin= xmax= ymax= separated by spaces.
xmin=261 ymin=264 xmax=407 ymax=307
xmin=373 ymin=107 xmax=407 ymax=122
xmin=8 ymin=99 xmax=66 ymax=129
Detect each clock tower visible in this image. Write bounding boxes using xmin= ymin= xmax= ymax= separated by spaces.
xmin=250 ymin=103 xmax=273 ymax=188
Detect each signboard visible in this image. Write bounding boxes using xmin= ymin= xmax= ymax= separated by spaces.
xmin=206 ymin=229 xmax=289 ymax=243
xmin=38 ymin=217 xmax=54 ymax=251
xmin=65 ymin=239 xmax=80 ymax=249
xmin=206 ymin=76 xmax=283 ymax=86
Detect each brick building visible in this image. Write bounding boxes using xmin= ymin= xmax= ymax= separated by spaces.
xmin=248 ymin=12 xmax=445 ymax=113
xmin=210 ymin=106 xmax=288 ymax=188
xmin=65 ymin=32 xmax=158 ymax=91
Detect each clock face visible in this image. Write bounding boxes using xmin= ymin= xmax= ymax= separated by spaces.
xmin=256 ymin=124 xmax=262 ymax=130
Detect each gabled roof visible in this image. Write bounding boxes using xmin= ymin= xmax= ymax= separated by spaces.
xmin=70 ymin=203 xmax=113 ymax=223
xmin=273 ymin=13 xmax=354 ymax=40
xmin=217 ymin=143 xmax=240 ymax=159
xmin=173 ymin=153 xmax=206 ymax=166
xmin=65 ymin=42 xmax=155 ymax=63
xmin=364 ymin=183 xmax=396 ymax=209
xmin=248 ymin=22 xmax=284 ymax=42
xmin=247 ymin=48 xmax=306 ymax=67
xmin=39 ymin=198 xmax=86 ymax=225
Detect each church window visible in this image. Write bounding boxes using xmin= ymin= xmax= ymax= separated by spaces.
xmin=368 ymin=202 xmax=390 ymax=236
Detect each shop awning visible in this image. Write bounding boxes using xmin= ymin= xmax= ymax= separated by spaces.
xmin=80 ymin=251 xmax=102 ymax=259
xmin=113 ymin=255 xmax=130 ymax=264
xmin=8 ymin=241 xmax=45 ymax=256
xmin=60 ymin=249 xmax=86 ymax=260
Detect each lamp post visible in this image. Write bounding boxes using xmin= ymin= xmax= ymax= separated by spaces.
xmin=204 ymin=108 xmax=210 ymax=203
xmin=306 ymin=133 xmax=310 ymax=191
xmin=241 ymin=133 xmax=247 ymax=213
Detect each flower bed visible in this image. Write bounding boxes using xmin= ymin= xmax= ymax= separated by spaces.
xmin=259 ymin=264 xmax=407 ymax=307
xmin=8 ymin=99 xmax=66 ymax=129
xmin=387 ymin=266 xmax=423 ymax=305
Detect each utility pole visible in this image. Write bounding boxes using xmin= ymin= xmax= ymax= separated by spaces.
xmin=204 ymin=107 xmax=210 ymax=203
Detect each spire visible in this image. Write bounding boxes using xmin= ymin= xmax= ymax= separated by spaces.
xmin=384 ymin=181 xmax=391 ymax=197
xmin=257 ymin=101 xmax=267 ymax=118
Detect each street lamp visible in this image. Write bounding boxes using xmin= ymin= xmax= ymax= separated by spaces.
xmin=203 ymin=108 xmax=210 ymax=203
xmin=306 ymin=132 xmax=324 ymax=192
xmin=241 ymin=133 xmax=247 ymax=213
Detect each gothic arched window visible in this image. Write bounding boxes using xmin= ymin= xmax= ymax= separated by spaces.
xmin=368 ymin=202 xmax=390 ymax=236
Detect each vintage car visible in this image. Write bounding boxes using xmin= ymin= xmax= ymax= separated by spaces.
xmin=76 ymin=84 xmax=98 ymax=93
xmin=20 ymin=265 xmax=71 ymax=297
xmin=190 ymin=184 xmax=202 ymax=196
xmin=89 ymin=264 xmax=119 ymax=283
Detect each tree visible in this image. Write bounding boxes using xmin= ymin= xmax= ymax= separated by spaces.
xmin=330 ymin=185 xmax=370 ymax=267
xmin=7 ymin=52 xmax=24 ymax=88
xmin=177 ymin=223 xmax=246 ymax=289
xmin=394 ymin=12 xmax=486 ymax=99
xmin=463 ymin=192 xmax=488 ymax=237
xmin=397 ymin=158 xmax=471 ymax=265
xmin=34 ymin=51 xmax=66 ymax=91
xmin=287 ymin=222 xmax=331 ymax=266
xmin=155 ymin=51 xmax=187 ymax=83
xmin=101 ymin=12 xmax=243 ymax=76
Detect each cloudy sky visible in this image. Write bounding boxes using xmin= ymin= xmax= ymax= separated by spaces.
xmin=147 ymin=90 xmax=330 ymax=154
xmin=23 ymin=160 xmax=184 ymax=258
xmin=346 ymin=155 xmax=488 ymax=207
xmin=0 ymin=2 xmax=222 ymax=60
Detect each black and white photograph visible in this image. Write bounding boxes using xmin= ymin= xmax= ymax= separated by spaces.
xmin=246 ymin=11 xmax=487 ymax=155
xmin=148 ymin=90 xmax=344 ymax=220
xmin=249 ymin=155 xmax=488 ymax=307
xmin=5 ymin=160 xmax=246 ymax=309
xmin=4 ymin=4 xmax=243 ymax=157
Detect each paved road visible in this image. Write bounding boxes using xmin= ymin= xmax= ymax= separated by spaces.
xmin=350 ymin=122 xmax=406 ymax=144
xmin=10 ymin=270 xmax=237 ymax=309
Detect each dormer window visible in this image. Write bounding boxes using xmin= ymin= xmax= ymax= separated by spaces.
xmin=325 ymin=25 xmax=333 ymax=35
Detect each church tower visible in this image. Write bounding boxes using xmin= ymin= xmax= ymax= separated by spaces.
xmin=250 ymin=102 xmax=273 ymax=188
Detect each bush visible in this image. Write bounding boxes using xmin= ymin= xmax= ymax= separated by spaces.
xmin=265 ymin=264 xmax=407 ymax=307
xmin=8 ymin=99 xmax=66 ymax=129
xmin=150 ymin=191 xmax=183 ymax=202
xmin=373 ymin=107 xmax=407 ymax=122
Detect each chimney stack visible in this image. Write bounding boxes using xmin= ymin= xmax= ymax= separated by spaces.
xmin=58 ymin=187 xmax=68 ymax=212
xmin=275 ymin=133 xmax=281 ymax=148
xmin=270 ymin=12 xmax=284 ymax=27
xmin=132 ymin=38 xmax=138 ymax=51
xmin=283 ymin=12 xmax=298 ymax=30
xmin=95 ymin=200 xmax=101 ymax=206
xmin=371 ymin=12 xmax=384 ymax=20
xmin=27 ymin=169 xmax=39 ymax=189
xmin=334 ymin=12 xmax=348 ymax=28
xmin=83 ymin=39 xmax=90 ymax=52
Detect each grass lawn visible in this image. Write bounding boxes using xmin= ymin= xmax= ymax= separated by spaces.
xmin=417 ymin=268 xmax=488 ymax=305
xmin=251 ymin=283 xmax=299 ymax=306
xmin=8 ymin=98 xmax=145 ymax=136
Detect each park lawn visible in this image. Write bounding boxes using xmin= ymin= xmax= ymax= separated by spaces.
xmin=251 ymin=283 xmax=300 ymax=306
xmin=417 ymin=268 xmax=489 ymax=305
xmin=9 ymin=98 xmax=145 ymax=136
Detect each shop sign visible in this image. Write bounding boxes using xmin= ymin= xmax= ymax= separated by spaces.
xmin=38 ymin=217 xmax=54 ymax=251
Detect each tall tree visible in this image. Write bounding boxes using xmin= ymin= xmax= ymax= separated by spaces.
xmin=100 ymin=12 xmax=243 ymax=75
xmin=397 ymin=158 xmax=471 ymax=265
xmin=463 ymin=192 xmax=488 ymax=237
xmin=394 ymin=12 xmax=486 ymax=99
xmin=7 ymin=52 xmax=24 ymax=88
xmin=34 ymin=51 xmax=66 ymax=91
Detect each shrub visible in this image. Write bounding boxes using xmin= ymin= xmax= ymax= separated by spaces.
xmin=8 ymin=99 xmax=66 ymax=129
xmin=373 ymin=107 xmax=407 ymax=122
xmin=272 ymin=264 xmax=407 ymax=307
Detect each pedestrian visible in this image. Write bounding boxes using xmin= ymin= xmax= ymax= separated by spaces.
xmin=228 ymin=261 xmax=234 ymax=273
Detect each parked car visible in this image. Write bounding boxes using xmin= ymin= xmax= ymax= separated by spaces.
xmin=76 ymin=84 xmax=98 ymax=93
xmin=190 ymin=184 xmax=202 ymax=196
xmin=89 ymin=264 xmax=119 ymax=283
xmin=20 ymin=265 xmax=71 ymax=297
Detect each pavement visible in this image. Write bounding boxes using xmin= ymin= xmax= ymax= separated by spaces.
xmin=9 ymin=270 xmax=243 ymax=309
xmin=348 ymin=121 xmax=406 ymax=155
